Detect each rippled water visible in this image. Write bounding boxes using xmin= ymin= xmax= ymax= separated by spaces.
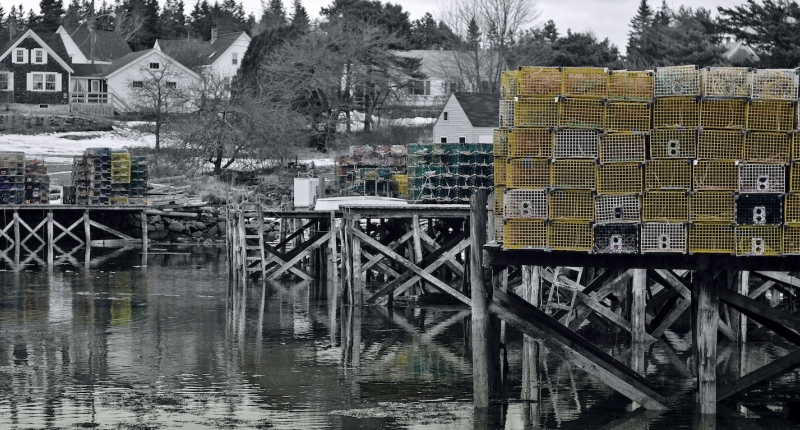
xmin=0 ymin=246 xmax=797 ymax=429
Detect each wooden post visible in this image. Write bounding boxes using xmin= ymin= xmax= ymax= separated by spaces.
xmin=631 ymin=269 xmax=646 ymax=376
xmin=470 ymin=189 xmax=495 ymax=409
xmin=352 ymin=214 xmax=363 ymax=307
xmin=695 ymin=270 xmax=719 ymax=415
xmin=238 ymin=209 xmax=247 ymax=284
xmin=13 ymin=210 xmax=20 ymax=267
xmin=46 ymin=210 xmax=54 ymax=268
xmin=141 ymin=210 xmax=148 ymax=267
xmin=329 ymin=211 xmax=337 ymax=282
xmin=739 ymin=271 xmax=749 ymax=344
xmin=412 ymin=214 xmax=423 ymax=294
xmin=84 ymin=210 xmax=90 ymax=270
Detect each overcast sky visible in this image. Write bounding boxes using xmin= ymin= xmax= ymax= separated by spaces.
xmin=9 ymin=0 xmax=748 ymax=54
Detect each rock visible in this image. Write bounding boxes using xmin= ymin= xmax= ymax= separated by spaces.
xmin=168 ymin=222 xmax=185 ymax=233
xmin=203 ymin=239 xmax=214 ymax=246
xmin=191 ymin=231 xmax=203 ymax=238
xmin=149 ymin=215 xmax=162 ymax=223
xmin=149 ymin=229 xmax=169 ymax=240
xmin=217 ymin=221 xmax=226 ymax=231
xmin=189 ymin=221 xmax=206 ymax=231
xmin=147 ymin=224 xmax=156 ymax=232
xmin=155 ymin=222 xmax=165 ymax=231
xmin=208 ymin=225 xmax=219 ymax=236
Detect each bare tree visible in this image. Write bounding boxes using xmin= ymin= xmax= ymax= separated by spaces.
xmin=126 ymin=59 xmax=195 ymax=150
xmin=438 ymin=0 xmax=538 ymax=92
xmin=114 ymin=8 xmax=145 ymax=43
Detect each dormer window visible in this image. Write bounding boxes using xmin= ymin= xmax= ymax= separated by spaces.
xmin=32 ymin=49 xmax=46 ymax=64
xmin=13 ymin=48 xmax=27 ymax=64
xmin=149 ymin=62 xmax=160 ymax=69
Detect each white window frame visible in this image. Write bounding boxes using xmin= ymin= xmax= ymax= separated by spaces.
xmin=232 ymin=52 xmax=238 ymax=65
xmin=32 ymin=48 xmax=46 ymax=64
xmin=166 ymin=81 xmax=177 ymax=89
xmin=90 ymin=80 xmax=100 ymax=93
xmin=31 ymin=72 xmax=58 ymax=91
xmin=0 ymin=72 xmax=12 ymax=91
xmin=149 ymin=62 xmax=160 ymax=69
xmin=13 ymin=49 xmax=27 ymax=64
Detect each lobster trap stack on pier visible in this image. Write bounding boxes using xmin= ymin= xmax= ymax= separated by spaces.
xmin=72 ymin=148 xmax=148 ymax=205
xmin=406 ymin=143 xmax=493 ymax=203
xmin=0 ymin=152 xmax=50 ymax=205
xmin=495 ymin=65 xmax=800 ymax=256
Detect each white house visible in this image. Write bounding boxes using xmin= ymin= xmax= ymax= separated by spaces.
xmin=100 ymin=49 xmax=203 ymax=113
xmin=433 ymin=92 xmax=499 ymax=144
xmin=154 ymin=29 xmax=251 ymax=79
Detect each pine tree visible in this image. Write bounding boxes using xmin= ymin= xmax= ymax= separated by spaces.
xmin=39 ymin=0 xmax=65 ymax=31
xmin=26 ymin=8 xmax=40 ymax=30
xmin=290 ymin=0 xmax=308 ymax=29
xmin=161 ymin=0 xmax=187 ymax=38
xmin=261 ymin=0 xmax=286 ymax=30
xmin=189 ymin=0 xmax=213 ymax=39
xmin=626 ymin=0 xmax=652 ymax=63
xmin=466 ymin=17 xmax=481 ymax=50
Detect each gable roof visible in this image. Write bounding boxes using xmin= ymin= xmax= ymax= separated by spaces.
xmin=103 ymin=49 xmax=202 ymax=80
xmin=155 ymin=32 xmax=249 ymax=67
xmin=452 ymin=92 xmax=500 ymax=128
xmin=58 ymin=25 xmax=133 ymax=63
xmin=0 ymin=29 xmax=74 ymax=73
xmin=392 ymin=50 xmax=461 ymax=80
xmin=71 ymin=63 xmax=108 ymax=77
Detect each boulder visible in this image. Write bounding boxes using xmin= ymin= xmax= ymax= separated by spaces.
xmin=149 ymin=229 xmax=169 ymax=240
xmin=147 ymin=224 xmax=156 ymax=232
xmin=217 ymin=221 xmax=226 ymax=231
xmin=189 ymin=221 xmax=207 ymax=231
xmin=149 ymin=215 xmax=162 ymax=223
xmin=168 ymin=222 xmax=186 ymax=233
xmin=208 ymin=225 xmax=219 ymax=236
xmin=155 ymin=222 xmax=165 ymax=231
xmin=191 ymin=231 xmax=204 ymax=238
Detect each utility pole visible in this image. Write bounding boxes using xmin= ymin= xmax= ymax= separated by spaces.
xmin=89 ymin=0 xmax=95 ymax=65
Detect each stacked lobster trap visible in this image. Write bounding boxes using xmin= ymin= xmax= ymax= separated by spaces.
xmin=335 ymin=145 xmax=408 ymax=196
xmin=71 ymin=148 xmax=148 ymax=205
xmin=407 ymin=143 xmax=493 ymax=203
xmin=0 ymin=152 xmax=50 ymax=205
xmin=495 ymin=65 xmax=800 ymax=255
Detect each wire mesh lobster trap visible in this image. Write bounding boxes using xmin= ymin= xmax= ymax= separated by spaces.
xmin=494 ymin=187 xmax=505 ymax=242
xmin=784 ymin=225 xmax=800 ymax=254
xmin=689 ymin=223 xmax=736 ymax=254
xmin=503 ymin=219 xmax=548 ymax=249
xmin=547 ymin=221 xmax=593 ymax=252
xmin=700 ymin=98 xmax=747 ymax=129
xmin=553 ymin=129 xmax=599 ymax=158
xmin=493 ymin=129 xmax=509 ymax=157
xmin=739 ymin=163 xmax=786 ymax=193
xmin=737 ymin=193 xmax=783 ymax=225
xmin=689 ymin=191 xmax=736 ymax=222
xmin=653 ymin=97 xmax=700 ymax=128
xmin=508 ymin=128 xmax=553 ymax=158
xmin=595 ymin=193 xmax=641 ymax=224
xmin=594 ymin=224 xmax=639 ymax=254
xmin=644 ymin=159 xmax=692 ymax=190
xmin=752 ymin=69 xmax=799 ymax=100
xmin=560 ymin=98 xmax=605 ymax=129
xmin=747 ymin=100 xmax=795 ymax=132
xmin=650 ymin=128 xmax=697 ymax=159
xmin=641 ymin=223 xmax=687 ymax=253
xmin=654 ymin=65 xmax=700 ymax=97
xmin=499 ymin=100 xmax=515 ymax=128
xmin=786 ymin=193 xmax=800 ymax=224
xmin=506 ymin=158 xmax=550 ymax=188
xmin=501 ymin=70 xmax=519 ymax=99
xmin=791 ymin=162 xmax=800 ymax=191
xmin=518 ymin=66 xmax=562 ymax=97
xmin=600 ymin=133 xmax=646 ymax=163
xmin=736 ymin=225 xmax=782 ymax=256
xmin=642 ymin=191 xmax=689 ymax=222
xmin=515 ymin=98 xmax=560 ymax=128
xmin=494 ymin=157 xmax=507 ymax=186
xmin=503 ymin=189 xmax=548 ymax=219
xmin=608 ymin=70 xmax=654 ymax=101
xmin=551 ymin=159 xmax=596 ymax=189
xmin=597 ymin=163 xmax=642 ymax=194
xmin=693 ymin=160 xmax=738 ymax=191
xmin=604 ymin=101 xmax=652 ymax=132
xmin=743 ymin=131 xmax=791 ymax=163
xmin=562 ymin=67 xmax=608 ymax=98
xmin=700 ymin=67 xmax=753 ymax=98
xmin=697 ymin=129 xmax=744 ymax=160
xmin=548 ymin=189 xmax=595 ymax=220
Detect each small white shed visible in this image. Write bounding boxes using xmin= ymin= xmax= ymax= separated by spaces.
xmin=432 ymin=92 xmax=500 ymax=144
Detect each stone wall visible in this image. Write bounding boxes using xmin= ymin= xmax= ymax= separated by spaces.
xmin=0 ymin=113 xmax=113 ymax=132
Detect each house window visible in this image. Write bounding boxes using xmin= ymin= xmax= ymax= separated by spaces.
xmin=440 ymin=137 xmax=447 ymax=143
xmin=444 ymin=82 xmax=460 ymax=94
xmin=149 ymin=62 xmax=160 ymax=69
xmin=232 ymin=52 xmax=238 ymax=65
xmin=166 ymin=81 xmax=177 ymax=89
xmin=459 ymin=136 xmax=466 ymax=144
xmin=32 ymin=49 xmax=45 ymax=64
xmin=0 ymin=73 xmax=10 ymax=91
xmin=14 ymin=49 xmax=26 ymax=64
xmin=132 ymin=81 xmax=144 ymax=88
xmin=443 ymin=112 xmax=448 ymax=121
xmin=408 ymin=80 xmax=431 ymax=96
xmin=90 ymin=80 xmax=100 ymax=93
xmin=32 ymin=73 xmax=57 ymax=91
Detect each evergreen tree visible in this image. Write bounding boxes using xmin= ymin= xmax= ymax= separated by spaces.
xmin=626 ymin=0 xmax=652 ymax=63
xmin=717 ymin=0 xmax=800 ymax=68
xmin=260 ymin=0 xmax=286 ymax=30
xmin=320 ymin=0 xmax=412 ymax=49
xmin=38 ymin=0 xmax=64 ymax=31
xmin=466 ymin=17 xmax=481 ymax=50
xmin=26 ymin=8 xmax=40 ymax=30
xmin=290 ymin=0 xmax=308 ymax=29
xmin=551 ymin=29 xmax=623 ymax=68
xmin=408 ymin=12 xmax=458 ymax=50
xmin=161 ymin=0 xmax=187 ymax=38
xmin=63 ymin=0 xmax=91 ymax=28
xmin=189 ymin=0 xmax=213 ymax=39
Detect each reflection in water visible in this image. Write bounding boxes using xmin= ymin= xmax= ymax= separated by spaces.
xmin=0 ymin=247 xmax=797 ymax=428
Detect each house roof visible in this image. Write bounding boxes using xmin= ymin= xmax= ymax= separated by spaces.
xmin=60 ymin=25 xmax=133 ymax=63
xmin=155 ymin=32 xmax=248 ymax=67
xmin=453 ymin=92 xmax=500 ymax=128
xmin=392 ymin=50 xmax=461 ymax=80
xmin=103 ymin=48 xmax=202 ymax=81
xmin=71 ymin=63 xmax=108 ymax=77
xmin=0 ymin=29 xmax=74 ymax=73
xmin=723 ymin=40 xmax=760 ymax=64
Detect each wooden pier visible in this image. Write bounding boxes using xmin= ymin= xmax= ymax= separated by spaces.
xmin=226 ymin=192 xmax=800 ymax=417
xmin=0 ymin=204 xmax=149 ymax=269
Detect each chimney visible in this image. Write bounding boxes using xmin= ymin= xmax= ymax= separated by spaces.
xmin=8 ymin=15 xmax=16 ymax=41
xmin=725 ymin=36 xmax=731 ymax=44
xmin=210 ymin=27 xmax=218 ymax=44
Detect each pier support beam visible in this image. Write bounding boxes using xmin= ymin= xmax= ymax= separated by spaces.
xmin=694 ymin=270 xmax=719 ymax=415
xmin=470 ymin=189 xmax=496 ymax=409
xmin=631 ymin=269 xmax=646 ymax=375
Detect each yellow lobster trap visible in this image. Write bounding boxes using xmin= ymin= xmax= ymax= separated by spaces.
xmin=747 ymin=100 xmax=794 ymax=132
xmin=551 ymin=159 xmax=596 ymax=189
xmin=562 ymin=67 xmax=608 ymax=98
xmin=604 ymin=101 xmax=652 ymax=133
xmin=693 ymin=160 xmax=738 ymax=191
xmin=509 ymin=128 xmax=554 ymax=158
xmin=494 ymin=157 xmax=507 ymax=186
xmin=690 ymin=191 xmax=736 ymax=222
xmin=515 ymin=98 xmax=559 ymax=128
xmin=548 ymin=189 xmax=595 ymax=221
xmin=518 ymin=66 xmax=562 ymax=97
xmin=599 ymin=133 xmax=646 ymax=163
xmin=560 ymin=98 xmax=605 ymax=129
xmin=752 ymin=69 xmax=799 ymax=100
xmin=597 ymin=163 xmax=643 ymax=194
xmin=735 ymin=225 xmax=782 ymax=256
xmin=501 ymin=70 xmax=519 ymax=100
xmin=493 ymin=129 xmax=509 ymax=157
xmin=547 ymin=221 xmax=593 ymax=252
xmin=503 ymin=219 xmax=547 ymax=250
xmin=697 ymin=129 xmax=744 ymax=160
xmin=700 ymin=98 xmax=747 ymax=129
xmin=689 ymin=223 xmax=736 ymax=254
xmin=743 ymin=131 xmax=791 ymax=163
xmin=506 ymin=158 xmax=550 ymax=188
xmin=653 ymin=97 xmax=700 ymax=128
xmin=650 ymin=128 xmax=697 ymax=159
xmin=608 ymin=70 xmax=654 ymax=101
xmin=784 ymin=225 xmax=800 ymax=255
xmin=642 ymin=191 xmax=689 ymax=222
xmin=644 ymin=159 xmax=692 ymax=190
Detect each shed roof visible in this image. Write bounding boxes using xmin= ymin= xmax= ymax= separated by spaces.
xmin=453 ymin=92 xmax=500 ymax=128
xmin=60 ymin=25 xmax=132 ymax=62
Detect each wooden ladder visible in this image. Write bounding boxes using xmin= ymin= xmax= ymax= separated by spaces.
xmin=241 ymin=202 xmax=268 ymax=278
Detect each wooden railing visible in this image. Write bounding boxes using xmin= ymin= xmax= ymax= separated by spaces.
xmin=70 ymin=92 xmax=112 ymax=104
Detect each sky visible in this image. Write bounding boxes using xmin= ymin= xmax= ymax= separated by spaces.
xmin=6 ymin=0 xmax=748 ymax=54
